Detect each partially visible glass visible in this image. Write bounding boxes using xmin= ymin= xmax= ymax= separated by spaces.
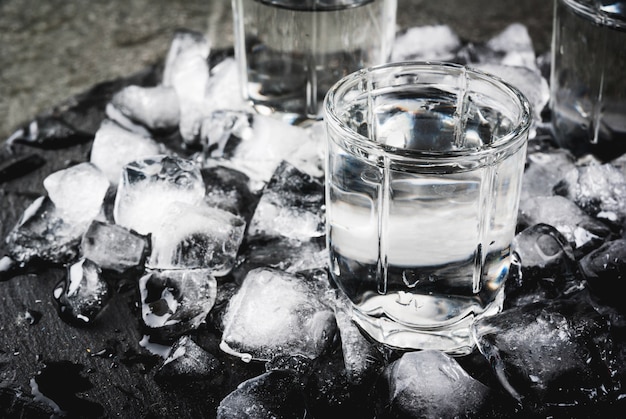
xmin=324 ymin=62 xmax=532 ymax=355
xmin=550 ymin=0 xmax=626 ymax=160
xmin=232 ymin=0 xmax=397 ymax=124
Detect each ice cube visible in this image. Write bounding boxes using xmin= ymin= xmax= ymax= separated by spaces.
xmin=518 ymin=195 xmax=613 ymax=255
xmin=554 ymin=163 xmax=626 ymax=225
xmin=246 ymin=161 xmax=325 ymax=240
xmin=90 ymin=119 xmax=163 ymax=185
xmin=108 ymin=85 xmax=180 ymax=132
xmin=80 ymin=220 xmax=149 ymax=274
xmin=392 ymin=25 xmax=461 ymax=62
xmin=113 ymin=155 xmax=206 ymax=235
xmin=53 ymin=258 xmax=112 ymax=325
xmin=162 ymin=29 xmax=210 ymax=88
xmin=579 ymin=239 xmax=626 ymax=307
xmin=508 ymin=224 xmax=582 ymax=308
xmin=170 ymin=48 xmax=211 ymax=146
xmin=216 ymin=370 xmax=306 ymax=419
xmin=139 ymin=268 xmax=217 ymax=342
xmin=147 ymin=201 xmax=246 ymax=275
xmin=330 ymin=291 xmax=383 ymax=385
xmin=201 ymin=165 xmax=258 ymax=220
xmin=43 ymin=162 xmax=110 ymax=223
xmin=521 ymin=147 xmax=577 ymax=201
xmin=378 ymin=350 xmax=493 ymax=419
xmin=201 ymin=110 xmax=323 ymax=191
xmin=220 ymin=267 xmax=335 ymax=362
xmin=205 ymin=57 xmax=250 ymax=113
xmin=472 ymin=300 xmax=616 ymax=416
xmin=155 ymin=335 xmax=222 ymax=385
xmin=232 ymin=236 xmax=327 ymax=284
xmin=5 ymin=196 xmax=86 ymax=264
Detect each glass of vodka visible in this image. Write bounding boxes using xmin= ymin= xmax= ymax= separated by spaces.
xmin=231 ymin=0 xmax=397 ymax=124
xmin=550 ymin=0 xmax=626 ymax=160
xmin=324 ymin=62 xmax=532 ymax=355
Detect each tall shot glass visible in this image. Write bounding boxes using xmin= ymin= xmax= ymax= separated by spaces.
xmin=550 ymin=0 xmax=626 ymax=160
xmin=232 ymin=0 xmax=397 ymax=124
xmin=324 ymin=62 xmax=532 ymax=355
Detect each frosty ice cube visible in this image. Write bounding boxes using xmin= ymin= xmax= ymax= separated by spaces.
xmin=201 ymin=110 xmax=323 ymax=191
xmin=472 ymin=300 xmax=616 ymax=416
xmin=5 ymin=196 xmax=86 ymax=264
xmin=246 ymin=161 xmax=325 ymax=240
xmin=90 ymin=119 xmax=163 ymax=185
xmin=579 ymin=239 xmax=626 ymax=306
xmin=391 ymin=25 xmax=461 ymax=62
xmin=232 ymin=236 xmax=327 ymax=284
xmin=108 ymin=85 xmax=180 ymax=132
xmin=43 ymin=162 xmax=110 ymax=223
xmin=139 ymin=268 xmax=217 ymax=342
xmin=205 ymin=57 xmax=250 ymax=114
xmin=508 ymin=224 xmax=582 ymax=307
xmin=162 ymin=29 xmax=210 ymax=88
xmin=554 ymin=163 xmax=626 ymax=225
xmin=80 ymin=220 xmax=149 ymax=274
xmin=378 ymin=350 xmax=493 ymax=419
xmin=518 ymin=195 xmax=612 ymax=254
xmin=201 ymin=165 xmax=258 ymax=220
xmin=113 ymin=155 xmax=206 ymax=235
xmin=330 ymin=291 xmax=383 ymax=385
xmin=220 ymin=267 xmax=335 ymax=362
xmin=147 ymin=201 xmax=245 ymax=275
xmin=521 ymin=147 xmax=577 ymax=201
xmin=155 ymin=335 xmax=222 ymax=385
xmin=216 ymin=370 xmax=306 ymax=419
xmin=53 ymin=258 xmax=112 ymax=325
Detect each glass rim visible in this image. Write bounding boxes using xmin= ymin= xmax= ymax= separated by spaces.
xmin=323 ymin=61 xmax=532 ymax=162
xmin=561 ymin=0 xmax=626 ymax=29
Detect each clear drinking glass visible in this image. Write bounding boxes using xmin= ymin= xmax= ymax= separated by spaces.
xmin=550 ymin=0 xmax=626 ymax=160
xmin=232 ymin=0 xmax=397 ymax=124
xmin=324 ymin=62 xmax=532 ymax=355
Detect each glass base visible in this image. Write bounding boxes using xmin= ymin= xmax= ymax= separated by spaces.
xmin=349 ymin=288 xmax=505 ymax=356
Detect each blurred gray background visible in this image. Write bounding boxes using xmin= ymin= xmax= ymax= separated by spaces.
xmin=0 ymin=0 xmax=554 ymax=140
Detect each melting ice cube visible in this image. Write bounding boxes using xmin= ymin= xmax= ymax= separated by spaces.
xmin=205 ymin=57 xmax=250 ymax=114
xmin=155 ymin=335 xmax=222 ymax=385
xmin=80 ymin=220 xmax=149 ymax=274
xmin=201 ymin=165 xmax=258 ymax=220
xmin=43 ymin=162 xmax=110 ymax=223
xmin=472 ymin=299 xmax=616 ymax=416
xmin=518 ymin=195 xmax=612 ymax=254
xmin=53 ymin=258 xmax=112 ymax=325
xmin=113 ymin=155 xmax=206 ymax=235
xmin=90 ymin=119 xmax=163 ymax=185
xmin=108 ymin=85 xmax=180 ymax=132
xmin=217 ymin=370 xmax=306 ymax=419
xmin=139 ymin=268 xmax=217 ymax=342
xmin=554 ymin=163 xmax=626 ymax=225
xmin=147 ymin=201 xmax=246 ymax=275
xmin=508 ymin=224 xmax=582 ymax=307
xmin=162 ymin=29 xmax=210 ymax=88
xmin=5 ymin=196 xmax=86 ymax=264
xmin=392 ymin=25 xmax=461 ymax=62
xmin=201 ymin=110 xmax=323 ymax=191
xmin=379 ymin=350 xmax=493 ymax=418
xmin=220 ymin=267 xmax=335 ymax=362
xmin=330 ymin=291 xmax=383 ymax=385
xmin=246 ymin=161 xmax=325 ymax=241
xmin=521 ymin=147 xmax=577 ymax=202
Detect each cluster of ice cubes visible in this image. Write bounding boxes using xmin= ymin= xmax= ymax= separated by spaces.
xmin=2 ymin=24 xmax=626 ymax=418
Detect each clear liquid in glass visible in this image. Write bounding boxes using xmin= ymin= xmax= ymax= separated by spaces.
xmin=326 ymin=88 xmax=527 ymax=354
